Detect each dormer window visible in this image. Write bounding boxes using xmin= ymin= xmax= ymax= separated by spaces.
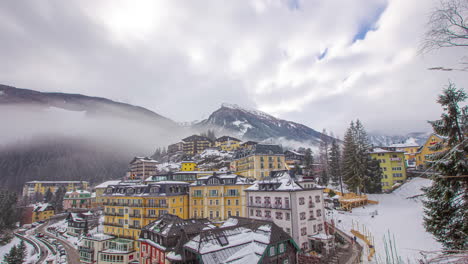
xmin=106 ymin=188 xmax=113 ymax=194
xmin=127 ymin=188 xmax=134 ymax=194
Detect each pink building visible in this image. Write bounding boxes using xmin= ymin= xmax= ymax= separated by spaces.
xmin=63 ymin=190 xmax=92 ymax=211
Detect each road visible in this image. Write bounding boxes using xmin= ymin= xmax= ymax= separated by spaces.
xmin=24 ymin=223 xmax=49 ymax=264
xmin=40 ymin=222 xmax=81 ymax=264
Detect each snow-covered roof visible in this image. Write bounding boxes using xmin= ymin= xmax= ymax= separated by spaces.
xmin=65 ymin=190 xmax=90 ymax=195
xmin=369 ymin=148 xmax=405 ymax=154
xmin=25 ymin=180 xmax=87 ymax=184
xmin=246 ymin=171 xmax=304 ymax=191
xmin=193 ymin=173 xmax=252 ymax=186
xmin=32 ymin=203 xmax=53 ymax=212
xmin=95 ymin=180 xmax=122 ymax=189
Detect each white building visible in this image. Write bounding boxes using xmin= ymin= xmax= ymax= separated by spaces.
xmin=245 ymin=171 xmax=326 ymax=251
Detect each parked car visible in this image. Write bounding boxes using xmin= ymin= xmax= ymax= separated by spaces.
xmin=36 ymin=233 xmax=44 ymax=238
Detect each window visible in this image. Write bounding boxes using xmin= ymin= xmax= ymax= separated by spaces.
xmin=227 ymin=200 xmax=231 ymax=206
xmin=193 ymin=200 xmax=197 ymax=205
xmin=285 ymin=198 xmax=289 ymax=208
xmin=228 ymin=211 xmax=231 ymax=217
xmin=269 ymin=246 xmax=275 ymax=256
xmin=279 ymin=243 xmax=285 ymax=253
xmin=227 ymin=189 xmax=238 ymax=196
xmin=269 ymin=163 xmax=273 ymax=169
xmin=299 ymin=197 xmax=305 ymax=205
xmin=286 ymin=228 xmax=291 ymax=234
xmin=236 ymin=211 xmax=240 ymax=216
xmin=250 ymin=209 xmax=254 ymax=216
xmin=256 ymin=210 xmax=262 ymax=217
xmin=301 ymin=227 xmax=307 ymax=236
xmin=216 ymin=211 xmax=220 ymax=218
xmin=194 ymin=190 xmax=203 ymax=197
xmin=301 ymin=242 xmax=308 ymax=250
xmin=318 ymin=224 xmax=323 ymax=231
xmin=309 ymin=211 xmax=314 ymax=220
xmin=300 ymin=212 xmax=306 ymax=220
xmin=285 ymin=213 xmax=290 ymax=220
xmin=209 ymin=190 xmax=218 ymax=197
xmin=210 ymin=200 xmax=213 ymax=205
xmin=275 ymin=212 xmax=283 ymax=220
xmin=210 ymin=211 xmax=213 ymax=219
xmin=235 ymin=199 xmax=239 ymax=205
xmin=265 ymin=210 xmax=271 ymax=218
xmin=148 ymin=209 xmax=156 ymax=217
xmin=315 ymin=195 xmax=321 ymax=203
xmin=316 ymin=209 xmax=322 ymax=217
xmin=255 ymin=197 xmax=261 ymax=204
xmin=313 ymin=225 xmax=316 ymax=233
xmin=215 ymin=200 xmax=219 ymax=205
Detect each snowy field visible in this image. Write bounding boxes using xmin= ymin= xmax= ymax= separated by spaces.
xmin=0 ymin=236 xmax=37 ymax=264
xmin=328 ymin=177 xmax=442 ymax=263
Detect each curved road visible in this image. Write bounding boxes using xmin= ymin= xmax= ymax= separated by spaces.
xmin=24 ymin=224 xmax=49 ymax=264
xmin=40 ymin=222 xmax=81 ymax=264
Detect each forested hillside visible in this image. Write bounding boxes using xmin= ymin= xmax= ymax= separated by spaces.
xmin=0 ymin=136 xmax=131 ymax=192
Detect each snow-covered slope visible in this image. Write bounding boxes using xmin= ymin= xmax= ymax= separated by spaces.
xmin=193 ymin=104 xmax=334 ymax=147
xmin=330 ymin=177 xmax=441 ymax=263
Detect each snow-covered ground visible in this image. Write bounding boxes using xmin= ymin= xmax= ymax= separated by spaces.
xmin=328 ymin=177 xmax=442 ymax=263
xmin=0 ymin=236 xmax=37 ymax=264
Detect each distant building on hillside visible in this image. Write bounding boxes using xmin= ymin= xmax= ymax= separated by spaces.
xmin=180 ymin=161 xmax=197 ymax=171
xmin=22 ymin=181 xmax=89 ymax=197
xmin=370 ymin=148 xmax=407 ymax=191
xmin=182 ymin=135 xmax=213 ymax=155
xmin=284 ymin=150 xmax=305 ymax=165
xmin=240 ymin=140 xmax=258 ymax=150
xmin=245 ymin=171 xmax=326 ymax=252
xmin=215 ymin=136 xmax=241 ymax=151
xmin=189 ymin=172 xmax=252 ymax=221
xmin=144 ymin=171 xmax=214 ymax=184
xmin=128 ymin=157 xmax=158 ymax=180
xmin=168 ymin=142 xmax=184 ymax=154
xmin=231 ymin=144 xmax=286 ymax=180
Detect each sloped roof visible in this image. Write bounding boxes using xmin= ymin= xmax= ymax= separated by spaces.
xmin=246 ymin=171 xmax=305 ymax=191
xmin=182 ymin=135 xmax=213 ymax=142
xmin=183 ymin=217 xmax=295 ymax=264
xmin=216 ymin=136 xmax=241 ymax=142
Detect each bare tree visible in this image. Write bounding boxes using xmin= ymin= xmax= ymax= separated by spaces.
xmin=422 ymin=0 xmax=468 ymax=52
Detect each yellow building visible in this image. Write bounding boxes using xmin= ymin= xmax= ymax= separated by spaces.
xmin=181 ymin=161 xmax=197 ymax=171
xmin=182 ymin=135 xmax=213 ymax=155
xmin=370 ymin=148 xmax=407 ymax=191
xmin=215 ymin=136 xmax=241 ymax=151
xmin=32 ymin=203 xmax=55 ymax=222
xmin=102 ymin=182 xmax=189 ymax=242
xmin=231 ymin=144 xmax=286 ymax=180
xmin=94 ymin=180 xmax=122 ymax=206
xmin=389 ymin=142 xmax=420 ymax=168
xmin=415 ymin=134 xmax=448 ymax=169
xmin=23 ymin=181 xmax=89 ymax=197
xmin=189 ymin=173 xmax=252 ymax=221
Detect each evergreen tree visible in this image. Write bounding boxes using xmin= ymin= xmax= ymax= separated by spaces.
xmin=303 ymin=148 xmax=314 ymax=177
xmin=4 ymin=244 xmax=24 ymax=264
xmin=329 ymin=138 xmax=343 ymax=193
xmin=18 ymin=241 xmax=26 ymax=261
xmin=0 ymin=190 xmax=18 ymax=230
xmin=364 ymin=158 xmax=383 ymax=193
xmin=51 ymin=186 xmax=66 ymax=213
xmin=318 ymin=129 xmax=330 ymax=185
xmin=423 ymin=83 xmax=468 ymax=250
xmin=44 ymin=188 xmax=53 ymax=203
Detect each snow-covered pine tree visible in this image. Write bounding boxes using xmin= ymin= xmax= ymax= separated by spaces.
xmin=343 ymin=121 xmax=360 ymax=192
xmin=318 ymin=129 xmax=330 ymax=185
xmin=329 ymin=138 xmax=343 ymax=193
xmin=303 ymin=148 xmax=314 ymax=177
xmin=423 ymin=83 xmax=468 ymax=250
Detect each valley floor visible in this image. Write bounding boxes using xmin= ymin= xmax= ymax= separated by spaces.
xmin=328 ymin=177 xmax=442 ymax=263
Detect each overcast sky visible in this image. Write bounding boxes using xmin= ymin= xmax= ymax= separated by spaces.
xmin=1 ymin=0 xmax=467 ymax=136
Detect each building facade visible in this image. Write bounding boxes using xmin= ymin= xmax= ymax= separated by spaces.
xmin=102 ymin=182 xmax=190 ymax=242
xmin=63 ymin=190 xmax=93 ymax=211
xmin=414 ymin=134 xmax=449 ymax=169
xmin=215 ymin=136 xmax=241 ymax=151
xmin=79 ymin=234 xmax=138 ymax=264
xmin=22 ymin=181 xmax=89 ymax=197
xmin=182 ymin=135 xmax=213 ymax=155
xmin=245 ymin=171 xmax=326 ymax=252
xmin=180 ymin=161 xmax=197 ymax=171
xmin=167 ymin=142 xmax=183 ymax=154
xmin=370 ymin=148 xmax=407 ymax=191
xmin=231 ymin=144 xmax=286 ymax=180
xmin=66 ymin=212 xmax=99 ymax=236
xmin=189 ymin=172 xmax=252 ymax=221
xmin=129 ymin=157 xmax=158 ymax=180
xmin=31 ymin=203 xmax=55 ymax=222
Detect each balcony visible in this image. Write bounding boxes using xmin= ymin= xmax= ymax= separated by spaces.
xmin=224 ymin=193 xmax=240 ymax=197
xmin=129 ymin=225 xmax=141 ymax=230
xmin=144 ymin=214 xmax=158 ymax=219
xmin=248 ymin=203 xmax=290 ymax=210
xmin=192 ymin=193 xmax=204 ymax=198
xmin=103 ymin=222 xmax=123 ymax=227
xmin=390 ymin=157 xmax=402 ymax=162
xmin=129 ymin=214 xmax=142 ymax=218
xmin=104 ymin=212 xmax=124 ymax=217
xmin=78 ymin=246 xmax=94 ymax=253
